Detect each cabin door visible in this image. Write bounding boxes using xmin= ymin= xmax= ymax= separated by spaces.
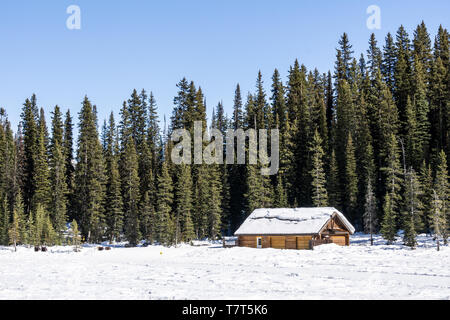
xmin=256 ymin=237 xmax=262 ymax=248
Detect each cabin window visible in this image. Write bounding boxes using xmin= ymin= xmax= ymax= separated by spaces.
xmin=256 ymin=237 xmax=262 ymax=248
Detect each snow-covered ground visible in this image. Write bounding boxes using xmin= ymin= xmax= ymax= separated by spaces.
xmin=0 ymin=233 xmax=449 ymax=300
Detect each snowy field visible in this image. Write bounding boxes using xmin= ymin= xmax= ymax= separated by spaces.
xmin=0 ymin=233 xmax=449 ymax=300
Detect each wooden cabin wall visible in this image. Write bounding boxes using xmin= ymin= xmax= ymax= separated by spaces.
xmin=238 ymin=235 xmax=314 ymax=250
xmin=270 ymin=236 xmax=286 ymax=249
xmin=330 ymin=235 xmax=347 ymax=246
xmin=238 ymin=236 xmax=258 ymax=248
xmin=296 ymin=236 xmax=312 ymax=249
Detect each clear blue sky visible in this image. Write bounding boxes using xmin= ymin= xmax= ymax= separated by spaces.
xmin=0 ymin=0 xmax=448 ymax=132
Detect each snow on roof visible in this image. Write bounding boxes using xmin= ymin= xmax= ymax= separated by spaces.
xmin=234 ymin=207 xmax=355 ymax=236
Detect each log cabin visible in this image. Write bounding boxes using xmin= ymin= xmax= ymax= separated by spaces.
xmin=234 ymin=208 xmax=355 ymax=250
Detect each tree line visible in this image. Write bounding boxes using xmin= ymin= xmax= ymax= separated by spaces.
xmin=0 ymin=22 xmax=448 ymax=249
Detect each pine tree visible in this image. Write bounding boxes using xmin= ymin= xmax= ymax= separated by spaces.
xmin=310 ymin=129 xmax=328 ymax=207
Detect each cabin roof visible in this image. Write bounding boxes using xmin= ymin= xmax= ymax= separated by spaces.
xmin=234 ymin=207 xmax=355 ymax=236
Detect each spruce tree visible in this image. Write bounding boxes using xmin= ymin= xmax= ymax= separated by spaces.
xmin=411 ymin=54 xmax=431 ymax=168
xmin=335 ymin=33 xmax=354 ymax=82
xmin=402 ymin=168 xmax=423 ymax=248
xmin=310 ymin=129 xmax=328 ymax=207
xmin=271 ymin=69 xmax=287 ymax=131
xmin=419 ymin=161 xmax=434 ymax=233
xmin=363 ymin=179 xmax=377 ymax=245
xmin=49 ymin=106 xmax=68 ymax=243
xmin=207 ymin=164 xmax=223 ymax=240
xmin=63 ymin=110 xmax=75 ymax=221
xmin=20 ymin=97 xmax=39 ymax=216
xmin=228 ymin=84 xmax=247 ymax=231
xmin=273 ymin=174 xmax=288 ymax=208
xmin=433 ymin=150 xmax=449 ymax=242
xmin=327 ymin=149 xmax=342 ymax=210
xmin=104 ymin=113 xmax=123 ymax=243
xmin=174 ymin=164 xmax=194 ymax=243
xmin=32 ymin=204 xmax=45 ymax=247
xmin=121 ymin=137 xmax=141 ymax=246
xmin=74 ymin=97 xmax=106 ymax=242
xmin=286 ymin=61 xmax=311 ymax=205
xmin=413 ymin=21 xmax=433 ymax=76
xmin=156 ymin=158 xmax=174 ymax=245
xmin=382 ymin=33 xmax=396 ymax=92
xmin=71 ymin=220 xmax=81 ymax=252
xmin=33 ymin=110 xmax=51 ymax=212
xmin=9 ymin=208 xmax=20 ymax=251
xmin=12 ymin=192 xmax=26 ymax=246
xmin=431 ymin=190 xmax=445 ymax=251
xmin=345 ymin=133 xmax=358 ymax=222
xmin=381 ymin=193 xmax=397 ymax=244
xmin=140 ymin=191 xmax=155 ymax=244
xmin=194 ymin=164 xmax=210 ymax=239
xmin=394 ymin=25 xmax=412 ymax=132
xmin=380 ymin=133 xmax=403 ymax=243
xmin=0 ymin=196 xmax=9 ymax=245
